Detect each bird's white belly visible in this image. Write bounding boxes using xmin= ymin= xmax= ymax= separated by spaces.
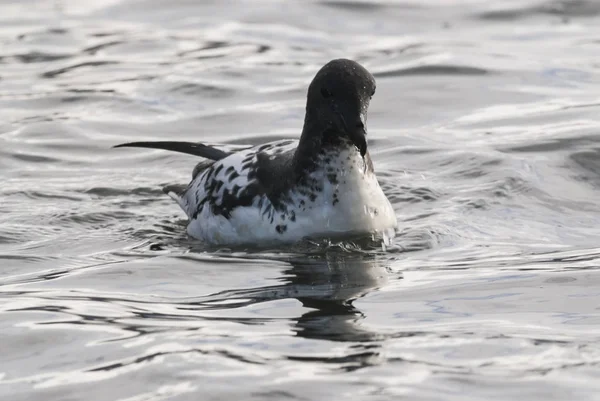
xmin=294 ymin=168 xmax=396 ymax=237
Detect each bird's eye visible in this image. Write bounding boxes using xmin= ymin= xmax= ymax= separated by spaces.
xmin=321 ymin=87 xmax=332 ymax=98
xmin=370 ymin=87 xmax=376 ymax=97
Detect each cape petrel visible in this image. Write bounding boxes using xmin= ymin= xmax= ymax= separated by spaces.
xmin=115 ymin=59 xmax=397 ymax=246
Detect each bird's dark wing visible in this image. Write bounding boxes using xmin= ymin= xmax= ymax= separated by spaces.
xmin=113 ymin=141 xmax=231 ymax=161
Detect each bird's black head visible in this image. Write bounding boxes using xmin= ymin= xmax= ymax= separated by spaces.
xmin=302 ymin=59 xmax=376 ymax=158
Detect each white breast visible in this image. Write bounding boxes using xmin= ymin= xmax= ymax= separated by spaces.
xmin=290 ymin=148 xmax=396 ymax=237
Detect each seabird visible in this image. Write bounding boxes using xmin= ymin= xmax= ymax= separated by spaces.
xmin=115 ymin=59 xmax=398 ymax=246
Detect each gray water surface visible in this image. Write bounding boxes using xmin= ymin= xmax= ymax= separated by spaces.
xmin=2 ymin=1 xmax=600 ymax=400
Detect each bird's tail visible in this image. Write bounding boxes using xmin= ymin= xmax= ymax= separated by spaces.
xmin=162 ymin=184 xmax=189 ymax=214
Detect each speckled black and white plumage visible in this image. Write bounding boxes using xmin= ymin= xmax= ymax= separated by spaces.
xmin=115 ymin=59 xmax=398 ymax=246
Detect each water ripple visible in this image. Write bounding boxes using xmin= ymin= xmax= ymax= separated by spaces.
xmin=2 ymin=0 xmax=600 ymax=400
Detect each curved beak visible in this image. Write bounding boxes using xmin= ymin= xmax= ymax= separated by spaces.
xmin=331 ymin=104 xmax=367 ymax=158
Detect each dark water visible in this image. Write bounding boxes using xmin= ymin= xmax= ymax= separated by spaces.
xmin=2 ymin=0 xmax=600 ymax=399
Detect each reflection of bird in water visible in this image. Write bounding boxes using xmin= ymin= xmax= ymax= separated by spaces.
xmin=11 ymin=252 xmax=397 ymax=375
xmin=291 ymin=254 xmax=390 ymax=343
xmin=194 ymin=253 xmax=395 ymax=343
